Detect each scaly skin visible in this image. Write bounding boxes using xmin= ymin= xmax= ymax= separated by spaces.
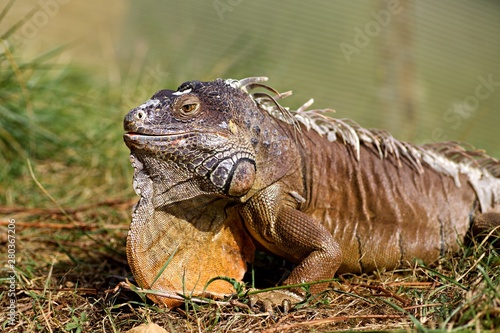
xmin=123 ymin=77 xmax=500 ymax=307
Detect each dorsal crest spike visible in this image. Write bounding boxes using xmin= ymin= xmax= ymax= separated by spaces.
xmin=226 ymin=77 xmax=269 ymax=91
xmin=233 ymin=78 xmax=500 ymax=188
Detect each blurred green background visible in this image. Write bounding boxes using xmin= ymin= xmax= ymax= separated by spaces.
xmin=1 ymin=0 xmax=499 ymax=207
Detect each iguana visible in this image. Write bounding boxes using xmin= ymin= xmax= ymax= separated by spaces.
xmin=123 ymin=77 xmax=500 ymax=308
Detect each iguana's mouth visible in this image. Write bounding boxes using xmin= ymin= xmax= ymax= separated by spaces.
xmin=125 ymin=132 xmax=167 ymax=137
xmin=124 ymin=132 xmax=189 ymax=141
xmin=123 ymin=133 xmax=184 ymax=149
xmin=124 ymin=131 xmax=228 ymax=138
xmin=123 ymin=132 xmax=230 ymax=150
xmin=125 ymin=131 xmax=207 ymax=137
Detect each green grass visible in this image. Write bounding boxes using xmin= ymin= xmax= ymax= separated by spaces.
xmin=0 ymin=41 xmax=132 ymax=207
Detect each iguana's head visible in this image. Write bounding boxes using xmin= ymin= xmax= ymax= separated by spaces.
xmin=124 ymin=77 xmax=292 ymax=199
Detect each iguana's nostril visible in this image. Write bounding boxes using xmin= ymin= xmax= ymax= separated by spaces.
xmin=135 ymin=110 xmax=145 ymax=120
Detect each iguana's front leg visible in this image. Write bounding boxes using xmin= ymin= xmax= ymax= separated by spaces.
xmin=241 ymin=183 xmax=342 ymax=295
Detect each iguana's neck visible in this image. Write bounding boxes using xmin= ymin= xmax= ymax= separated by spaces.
xmin=240 ymin=109 xmax=304 ymax=198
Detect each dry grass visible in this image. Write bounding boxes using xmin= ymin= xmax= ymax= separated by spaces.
xmin=1 ymin=199 xmax=498 ymax=332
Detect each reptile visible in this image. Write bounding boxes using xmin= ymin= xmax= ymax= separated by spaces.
xmin=123 ymin=77 xmax=500 ymax=308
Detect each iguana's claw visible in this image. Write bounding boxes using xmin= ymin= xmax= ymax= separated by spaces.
xmin=228 ymin=299 xmax=251 ymax=311
xmin=247 ymin=289 xmax=303 ymax=315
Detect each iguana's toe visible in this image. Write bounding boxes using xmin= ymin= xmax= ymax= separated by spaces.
xmin=247 ymin=289 xmax=303 ymax=315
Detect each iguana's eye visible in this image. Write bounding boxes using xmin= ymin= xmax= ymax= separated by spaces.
xmin=181 ymin=103 xmax=198 ymax=114
xmin=173 ymin=95 xmax=201 ymax=120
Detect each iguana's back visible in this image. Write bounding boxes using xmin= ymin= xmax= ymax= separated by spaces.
xmin=297 ymin=128 xmax=486 ymax=273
